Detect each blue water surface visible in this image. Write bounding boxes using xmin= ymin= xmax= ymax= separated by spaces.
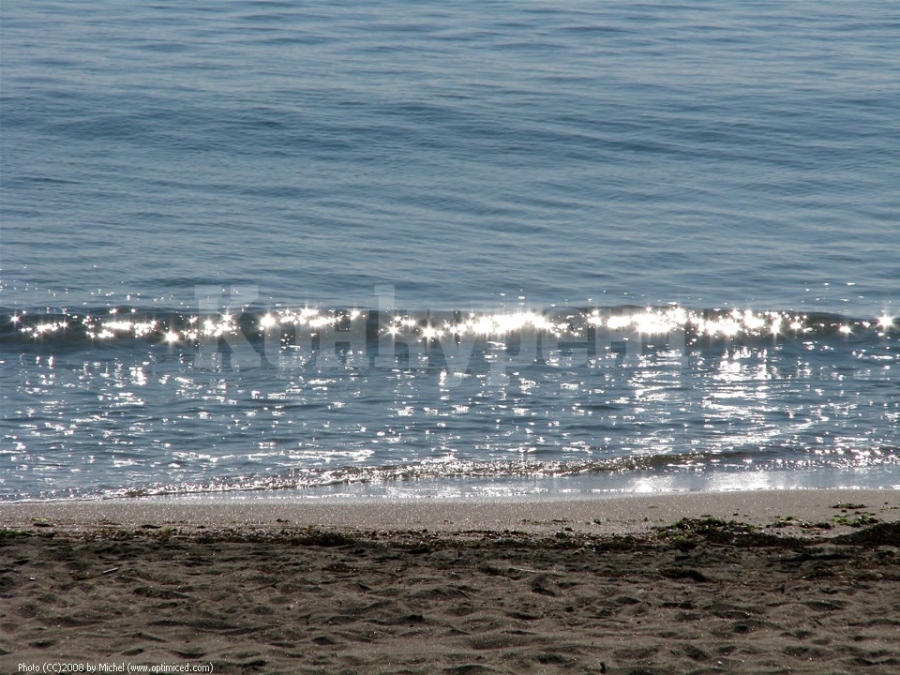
xmin=1 ymin=0 xmax=898 ymax=500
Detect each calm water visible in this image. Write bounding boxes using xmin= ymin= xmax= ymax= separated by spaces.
xmin=1 ymin=1 xmax=898 ymax=500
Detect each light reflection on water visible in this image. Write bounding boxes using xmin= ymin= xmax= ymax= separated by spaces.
xmin=1 ymin=305 xmax=896 ymax=500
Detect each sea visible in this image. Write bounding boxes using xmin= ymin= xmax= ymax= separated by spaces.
xmin=1 ymin=0 xmax=898 ymax=502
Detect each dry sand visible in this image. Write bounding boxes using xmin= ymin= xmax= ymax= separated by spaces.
xmin=2 ymin=489 xmax=899 ymax=674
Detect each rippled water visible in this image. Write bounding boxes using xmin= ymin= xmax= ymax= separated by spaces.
xmin=1 ymin=1 xmax=898 ymax=500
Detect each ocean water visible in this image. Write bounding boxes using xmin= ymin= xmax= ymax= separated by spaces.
xmin=1 ymin=0 xmax=898 ymax=501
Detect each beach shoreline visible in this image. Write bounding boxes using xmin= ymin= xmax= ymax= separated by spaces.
xmin=2 ymin=488 xmax=898 ymax=536
xmin=3 ymin=489 xmax=899 ymax=674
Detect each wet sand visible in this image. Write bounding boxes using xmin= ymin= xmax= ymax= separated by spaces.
xmin=2 ymin=489 xmax=899 ymax=674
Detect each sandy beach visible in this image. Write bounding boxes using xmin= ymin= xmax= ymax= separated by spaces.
xmin=2 ymin=489 xmax=899 ymax=674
